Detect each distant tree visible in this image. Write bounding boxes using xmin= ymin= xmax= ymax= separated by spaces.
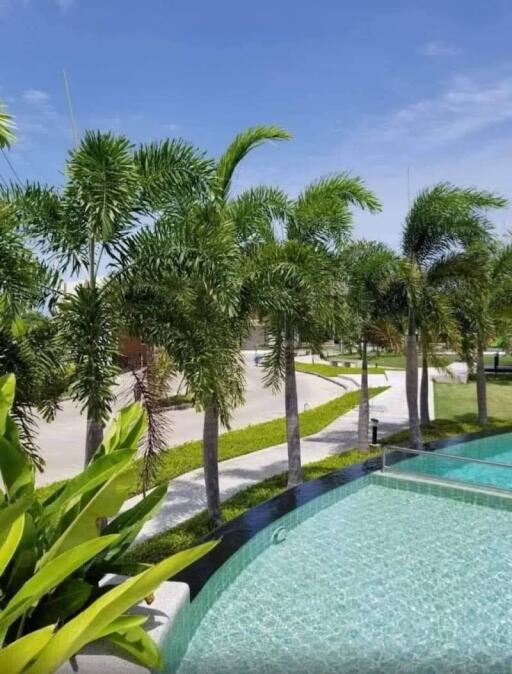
xmin=341 ymin=240 xmax=399 ymax=449
xmin=254 ymin=175 xmax=381 ymax=485
xmin=7 ymin=131 xmax=213 ymax=467
xmin=122 ymin=126 xmax=290 ymax=523
xmin=401 ymin=184 xmax=506 ymax=446
xmin=454 ymin=242 xmax=512 ymax=424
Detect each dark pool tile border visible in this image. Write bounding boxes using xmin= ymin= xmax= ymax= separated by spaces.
xmin=173 ymin=427 xmax=512 ymax=599
xmin=173 ymin=454 xmax=388 ymax=598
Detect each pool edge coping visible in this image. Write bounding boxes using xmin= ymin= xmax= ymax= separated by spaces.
xmin=174 ymin=425 xmax=512 ymax=598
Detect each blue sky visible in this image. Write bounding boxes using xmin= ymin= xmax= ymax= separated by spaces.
xmin=1 ymin=0 xmax=512 ymax=247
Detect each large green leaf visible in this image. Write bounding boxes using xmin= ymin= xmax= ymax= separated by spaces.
xmin=98 ymin=403 xmax=146 ymax=458
xmin=0 ymin=514 xmax=24 ymax=575
xmin=40 ymin=450 xmax=134 ymax=529
xmin=41 ymin=467 xmax=134 ymax=565
xmin=0 ymin=417 xmax=34 ymax=499
xmin=25 ymin=540 xmax=217 ymax=673
xmin=0 ymin=496 xmax=32 ymax=533
xmin=98 ymin=484 xmax=167 ymax=562
xmin=0 ymin=624 xmax=55 ymax=674
xmin=96 ymin=614 xmax=147 ymax=637
xmin=29 ymin=578 xmax=92 ymax=630
xmin=0 ymin=535 xmax=119 ymax=640
xmin=106 ymin=624 xmax=162 ymax=670
xmin=0 ymin=373 xmax=15 ymax=434
xmin=5 ymin=512 xmax=37 ymax=597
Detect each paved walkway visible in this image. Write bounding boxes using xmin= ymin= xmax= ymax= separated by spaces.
xmin=132 ymin=369 xmax=421 ymax=542
xmin=36 ymin=358 xmax=341 ymax=486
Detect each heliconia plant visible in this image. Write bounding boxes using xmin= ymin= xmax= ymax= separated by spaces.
xmin=0 ymin=373 xmax=216 ymax=673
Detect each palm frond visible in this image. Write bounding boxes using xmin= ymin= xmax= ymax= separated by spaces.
xmin=291 ymin=173 xmax=381 ymax=249
xmin=403 ymin=182 xmax=506 ymax=264
xmin=67 ymin=130 xmax=139 ymax=242
xmin=57 ymin=284 xmax=119 ymax=423
xmin=226 ymin=185 xmax=289 ymax=248
xmin=135 ymin=138 xmax=215 ymax=212
xmin=0 ymin=101 xmax=15 ymax=149
xmin=216 ymin=125 xmax=291 ymax=200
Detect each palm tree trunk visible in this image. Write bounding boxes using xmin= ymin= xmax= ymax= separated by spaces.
xmin=357 ymin=337 xmax=369 ymax=450
xmin=284 ymin=333 xmax=302 ymax=487
xmin=420 ymin=348 xmax=430 ymax=426
xmin=406 ymin=308 xmax=422 ymax=448
xmin=476 ymin=337 xmax=488 ymax=425
xmin=85 ymin=413 xmax=103 ymax=466
xmin=203 ymin=403 xmax=222 ymax=526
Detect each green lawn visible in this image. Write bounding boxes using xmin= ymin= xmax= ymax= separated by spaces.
xmin=382 ymin=377 xmax=512 ymax=448
xmin=128 ymin=447 xmax=381 ymax=564
xmin=133 ymin=382 xmax=512 ymax=564
xmin=295 ymin=362 xmax=385 ymax=377
xmin=383 ymin=417 xmax=512 ymax=447
xmin=327 ymin=352 xmax=454 ymax=370
xmin=434 ymin=377 xmax=512 ymax=422
xmin=37 ymin=386 xmax=388 ymax=502
xmin=483 ymin=354 xmax=512 ymax=366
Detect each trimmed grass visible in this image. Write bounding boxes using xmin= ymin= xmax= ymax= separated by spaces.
xmin=131 ymin=386 xmax=512 ymax=565
xmin=128 ymin=447 xmax=381 ymax=564
xmin=484 ymin=354 xmax=512 ymax=366
xmin=295 ymin=362 xmax=385 ymax=377
xmin=328 ymin=352 xmax=454 ymax=370
xmin=383 ymin=379 xmax=512 ymax=448
xmin=383 ymin=417 xmax=512 ymax=447
xmin=434 ymin=377 xmax=512 ymax=422
xmin=37 ymin=386 xmax=388 ymax=502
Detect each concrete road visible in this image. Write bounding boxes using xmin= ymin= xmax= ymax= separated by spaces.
xmin=35 ymin=358 xmax=344 ymax=486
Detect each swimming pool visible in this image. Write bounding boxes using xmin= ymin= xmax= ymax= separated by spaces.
xmin=165 ymin=464 xmax=512 ymax=673
xmin=386 ymin=430 xmax=512 ymax=491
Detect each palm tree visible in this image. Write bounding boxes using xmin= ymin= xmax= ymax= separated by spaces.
xmin=341 ymin=240 xmax=399 ymax=449
xmin=0 ymin=197 xmax=65 ymax=464
xmin=122 ymin=126 xmax=290 ymax=524
xmin=0 ymin=107 xmax=67 ymax=464
xmin=7 ymin=131 xmax=213 ymax=466
xmin=254 ymin=175 xmax=381 ymax=485
xmin=402 ymin=184 xmax=507 ymax=446
xmin=0 ymin=100 xmax=15 ymax=148
xmin=454 ymin=242 xmax=512 ymax=424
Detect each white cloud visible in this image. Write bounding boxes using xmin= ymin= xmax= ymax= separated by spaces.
xmin=55 ymin=0 xmax=74 ymax=10
xmin=22 ymin=89 xmax=51 ymax=106
xmin=162 ymin=123 xmax=180 ymax=133
xmin=421 ymin=41 xmax=462 ymax=57
xmin=352 ymin=74 xmax=512 ymax=155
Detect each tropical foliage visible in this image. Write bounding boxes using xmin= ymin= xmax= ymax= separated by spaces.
xmin=0 ymin=100 xmax=15 ymax=149
xmin=340 ymin=241 xmax=399 ymax=449
xmin=0 ymin=373 xmax=215 ymax=673
xmin=121 ymin=126 xmax=290 ymax=523
xmin=400 ymin=183 xmax=507 ymax=446
xmin=254 ymin=175 xmax=381 ymax=484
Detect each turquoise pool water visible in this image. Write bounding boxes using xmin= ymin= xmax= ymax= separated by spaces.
xmin=167 ymin=473 xmax=512 ymax=673
xmin=392 ymin=432 xmax=512 ymax=490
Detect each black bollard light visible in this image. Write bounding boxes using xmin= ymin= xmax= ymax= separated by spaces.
xmin=494 ymin=352 xmax=499 ymax=372
xmin=371 ymin=417 xmax=379 ymax=445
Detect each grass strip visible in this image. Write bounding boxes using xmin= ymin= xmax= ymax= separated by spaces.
xmin=382 ymin=417 xmax=512 ymax=446
xmin=37 ymin=386 xmax=388 ymax=502
xmin=128 ymin=447 xmax=381 ymax=564
xmin=295 ymin=362 xmax=385 ymax=377
xmin=134 ymin=413 xmax=512 ymax=564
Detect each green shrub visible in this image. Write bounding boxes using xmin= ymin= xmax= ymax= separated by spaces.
xmin=0 ymin=374 xmax=214 ymax=673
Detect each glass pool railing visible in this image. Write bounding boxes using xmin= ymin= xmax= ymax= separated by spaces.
xmin=382 ymin=445 xmax=512 ymax=493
